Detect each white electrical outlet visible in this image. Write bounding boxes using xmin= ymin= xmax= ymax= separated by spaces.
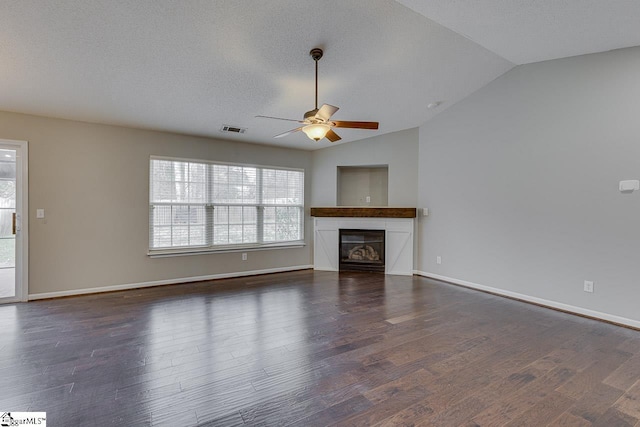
xmin=422 ymin=208 xmax=429 ymax=217
xmin=436 ymin=256 xmax=442 ymax=265
xmin=365 ymin=196 xmax=371 ymax=203
xmin=242 ymin=253 xmax=247 ymax=261
xmin=584 ymin=280 xmax=594 ymax=293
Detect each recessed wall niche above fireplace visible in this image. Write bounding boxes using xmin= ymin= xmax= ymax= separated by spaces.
xmin=337 ymin=165 xmax=389 ymax=207
xmin=339 ymin=229 xmax=385 ymax=273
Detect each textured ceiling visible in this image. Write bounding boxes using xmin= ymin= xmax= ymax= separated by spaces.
xmin=0 ymin=1 xmax=638 ymax=150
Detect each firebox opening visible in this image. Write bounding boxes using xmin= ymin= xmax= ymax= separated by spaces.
xmin=339 ymin=229 xmax=385 ymax=273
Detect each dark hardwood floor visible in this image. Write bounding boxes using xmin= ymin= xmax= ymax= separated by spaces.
xmin=1 ymin=270 xmax=639 ymax=426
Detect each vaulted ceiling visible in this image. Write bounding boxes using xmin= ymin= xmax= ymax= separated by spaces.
xmin=1 ymin=1 xmax=639 ymax=150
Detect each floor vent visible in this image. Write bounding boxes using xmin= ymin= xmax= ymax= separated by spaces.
xmin=220 ymin=125 xmax=247 ymax=134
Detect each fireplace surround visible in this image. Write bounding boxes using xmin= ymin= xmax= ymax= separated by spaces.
xmin=312 ymin=208 xmax=415 ymax=276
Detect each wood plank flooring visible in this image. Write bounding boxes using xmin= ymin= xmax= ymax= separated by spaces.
xmin=0 ymin=270 xmax=639 ymax=426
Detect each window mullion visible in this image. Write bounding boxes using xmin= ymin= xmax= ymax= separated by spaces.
xmin=206 ymin=164 xmax=214 ymax=247
xmin=149 ymin=204 xmax=155 ymax=248
xmin=256 ymin=168 xmax=264 ymax=244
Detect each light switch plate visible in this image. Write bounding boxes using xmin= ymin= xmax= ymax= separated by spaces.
xmin=36 ymin=209 xmax=45 ymax=219
xmin=584 ymin=280 xmax=594 ymax=293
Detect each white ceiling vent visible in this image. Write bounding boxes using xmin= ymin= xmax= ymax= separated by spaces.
xmin=220 ymin=125 xmax=247 ymax=134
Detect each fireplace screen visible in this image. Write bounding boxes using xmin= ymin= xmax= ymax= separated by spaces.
xmin=339 ymin=229 xmax=385 ymax=273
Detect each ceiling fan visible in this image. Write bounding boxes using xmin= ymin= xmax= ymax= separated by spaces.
xmin=256 ymin=48 xmax=379 ymax=143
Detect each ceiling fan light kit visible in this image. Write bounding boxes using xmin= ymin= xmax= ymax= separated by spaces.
xmin=302 ymin=123 xmax=330 ymax=141
xmin=257 ymin=48 xmax=379 ymax=143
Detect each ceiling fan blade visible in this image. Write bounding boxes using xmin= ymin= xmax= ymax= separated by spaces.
xmin=315 ymin=104 xmax=339 ymax=122
xmin=256 ymin=115 xmax=303 ymax=123
xmin=325 ymin=129 xmax=341 ymax=143
xmin=273 ymin=127 xmax=303 ymax=138
xmin=332 ymin=120 xmax=379 ymax=130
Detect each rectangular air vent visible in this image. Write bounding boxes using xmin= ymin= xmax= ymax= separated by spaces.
xmin=220 ymin=125 xmax=247 ymax=134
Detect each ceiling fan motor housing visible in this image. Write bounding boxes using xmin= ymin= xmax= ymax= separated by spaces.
xmin=304 ymin=109 xmax=320 ymax=122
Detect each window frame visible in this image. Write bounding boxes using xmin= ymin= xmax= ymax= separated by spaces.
xmin=148 ymin=155 xmax=305 ymax=257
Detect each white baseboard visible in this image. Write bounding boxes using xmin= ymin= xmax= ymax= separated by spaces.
xmin=28 ymin=265 xmax=314 ymax=300
xmin=414 ymin=270 xmax=640 ymax=330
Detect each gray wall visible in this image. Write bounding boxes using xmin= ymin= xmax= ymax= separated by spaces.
xmin=311 ymin=128 xmax=419 ymax=206
xmin=0 ymin=111 xmax=312 ymax=296
xmin=418 ymin=47 xmax=640 ymax=322
xmin=338 ymin=166 xmax=389 ymax=206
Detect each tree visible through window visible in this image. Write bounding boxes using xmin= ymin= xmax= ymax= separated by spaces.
xmin=149 ymin=157 xmax=304 ymax=252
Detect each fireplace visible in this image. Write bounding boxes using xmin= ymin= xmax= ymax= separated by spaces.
xmin=339 ymin=229 xmax=385 ymax=273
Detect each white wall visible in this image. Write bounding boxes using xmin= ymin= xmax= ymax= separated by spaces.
xmin=0 ymin=111 xmax=313 ymax=296
xmin=418 ymin=47 xmax=640 ymax=324
xmin=311 ymin=128 xmax=419 ymax=206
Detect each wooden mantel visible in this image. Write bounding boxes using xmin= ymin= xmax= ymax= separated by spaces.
xmin=310 ymin=207 xmax=417 ymax=218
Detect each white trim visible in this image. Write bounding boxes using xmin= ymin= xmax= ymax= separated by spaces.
xmin=28 ymin=265 xmax=313 ymax=300
xmin=0 ymin=139 xmax=28 ymax=303
xmin=150 ymin=155 xmax=305 ymax=173
xmin=19 ymin=141 xmax=28 ymax=302
xmin=414 ymin=271 xmax=640 ymax=330
xmin=148 ymin=242 xmax=305 ymax=258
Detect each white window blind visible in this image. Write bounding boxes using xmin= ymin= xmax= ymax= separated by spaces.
xmin=149 ymin=157 xmax=304 ymax=254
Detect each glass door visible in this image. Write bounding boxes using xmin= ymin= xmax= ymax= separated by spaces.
xmin=0 ymin=139 xmax=26 ymax=303
xmin=0 ymin=148 xmax=17 ymax=299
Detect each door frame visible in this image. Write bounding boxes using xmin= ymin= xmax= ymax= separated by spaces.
xmin=0 ymin=139 xmax=28 ymax=302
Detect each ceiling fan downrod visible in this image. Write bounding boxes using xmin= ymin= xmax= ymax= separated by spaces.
xmin=310 ymin=48 xmax=323 ymax=111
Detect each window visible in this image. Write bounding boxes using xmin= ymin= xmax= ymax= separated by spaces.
xmin=149 ymin=157 xmax=304 ymax=254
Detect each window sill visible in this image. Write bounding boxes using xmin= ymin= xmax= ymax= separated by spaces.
xmin=148 ymin=242 xmax=306 ymax=258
